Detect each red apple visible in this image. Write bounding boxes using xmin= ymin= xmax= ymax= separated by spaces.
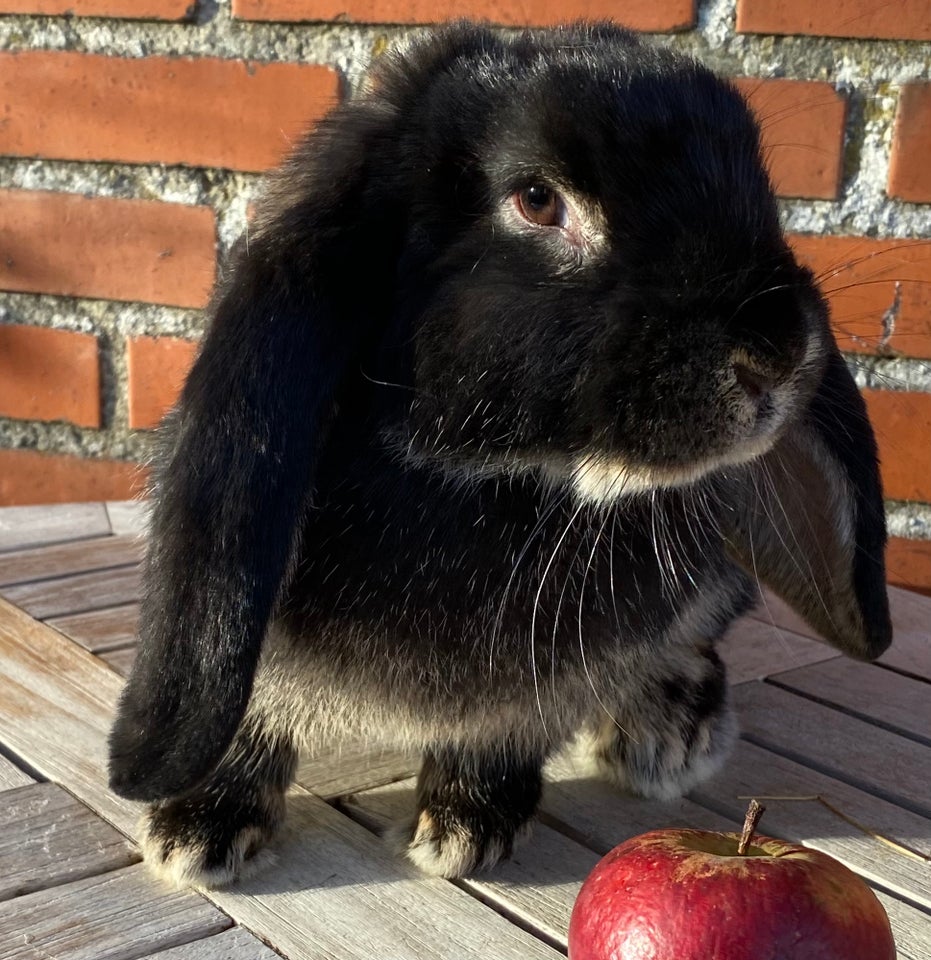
xmin=568 ymin=810 xmax=895 ymax=959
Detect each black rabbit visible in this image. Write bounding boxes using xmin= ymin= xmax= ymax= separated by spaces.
xmin=108 ymin=21 xmax=891 ymax=887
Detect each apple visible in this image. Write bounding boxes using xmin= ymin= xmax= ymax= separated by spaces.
xmin=568 ymin=802 xmax=895 ymax=959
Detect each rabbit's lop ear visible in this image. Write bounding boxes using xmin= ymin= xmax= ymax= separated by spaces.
xmin=722 ymin=348 xmax=892 ymax=660
xmin=108 ymin=98 xmax=405 ymax=801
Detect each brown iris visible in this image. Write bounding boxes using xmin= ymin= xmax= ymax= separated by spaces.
xmin=515 ymin=184 xmax=563 ymax=227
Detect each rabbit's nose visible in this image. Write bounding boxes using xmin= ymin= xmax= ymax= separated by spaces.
xmin=732 ymin=361 xmax=773 ymax=405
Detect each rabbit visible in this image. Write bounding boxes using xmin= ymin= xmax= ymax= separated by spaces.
xmin=108 ymin=21 xmax=892 ymax=888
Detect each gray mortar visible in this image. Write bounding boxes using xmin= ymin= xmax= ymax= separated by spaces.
xmin=886 ymin=501 xmax=931 ymax=538
xmin=0 ymin=0 xmax=928 ymax=536
xmin=0 ymin=415 xmax=157 ymax=461
xmin=850 ymin=355 xmax=931 ymax=392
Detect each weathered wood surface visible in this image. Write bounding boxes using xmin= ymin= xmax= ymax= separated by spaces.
xmin=769 ymin=656 xmax=931 ymax=744
xmin=732 ymin=681 xmax=931 ymax=818
xmin=542 ymin=748 xmax=741 ymax=853
xmin=344 ymin=778 xmax=601 ymax=950
xmin=47 ymin=604 xmax=140 ymax=654
xmin=0 ymin=566 xmax=142 ymax=620
xmin=205 ymin=787 xmax=564 ymax=960
xmin=718 ymin=615 xmax=837 ymax=684
xmin=0 ymin=753 xmax=32 ymax=791
xmin=0 ymin=536 xmax=144 ymax=589
xmin=136 ymin=927 xmax=283 ymax=960
xmin=0 ymin=782 xmax=138 ymax=902
xmin=875 ymin=893 xmax=931 ymax=960
xmin=0 ymin=865 xmax=231 ymax=960
xmin=341 ymin=760 xmax=931 ymax=960
xmin=296 ymin=741 xmax=419 ymax=800
xmin=105 ymin=501 xmax=149 ymax=539
xmin=750 ymin=585 xmax=931 ymax=682
xmin=0 ymin=503 xmax=111 ymax=553
xmin=99 ymin=646 xmax=137 ymax=677
xmin=0 ymin=597 xmax=139 ymax=834
xmin=0 ymin=503 xmax=930 ymax=960
xmin=691 ymin=739 xmax=931 ymax=910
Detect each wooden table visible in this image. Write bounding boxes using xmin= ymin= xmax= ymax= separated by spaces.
xmin=0 ymin=502 xmax=928 ymax=959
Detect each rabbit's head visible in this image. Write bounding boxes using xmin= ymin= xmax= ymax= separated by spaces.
xmin=357 ymin=26 xmax=827 ymax=502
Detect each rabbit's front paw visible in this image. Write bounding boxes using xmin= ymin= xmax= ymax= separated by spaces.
xmin=396 ymin=745 xmax=543 ymax=878
xmin=139 ymin=788 xmax=285 ymax=889
xmin=398 ymin=807 xmax=532 ymax=879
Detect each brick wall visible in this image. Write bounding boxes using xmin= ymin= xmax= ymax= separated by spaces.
xmin=1 ymin=1 xmax=930 ymax=594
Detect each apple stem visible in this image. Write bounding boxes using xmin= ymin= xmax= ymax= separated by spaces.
xmin=738 ymin=798 xmax=766 ymax=855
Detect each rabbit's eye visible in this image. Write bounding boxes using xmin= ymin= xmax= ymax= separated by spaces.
xmin=516 ymin=184 xmax=564 ymax=227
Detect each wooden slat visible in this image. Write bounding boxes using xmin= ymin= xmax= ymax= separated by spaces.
xmin=0 ymin=598 xmax=139 ymax=833
xmin=0 ymin=864 xmax=230 ymax=960
xmin=207 ymin=787 xmax=563 ymax=960
xmin=0 ymin=597 xmax=562 ymax=960
xmin=541 ymin=749 xmax=741 ymax=854
xmin=100 ymin=646 xmax=137 ymax=677
xmin=296 ymin=741 xmax=418 ymax=800
xmin=691 ymin=739 xmax=931 ymax=910
xmin=768 ymin=657 xmax=931 ymax=744
xmin=138 ymin=927 xmax=282 ymax=960
xmin=0 ymin=566 xmax=142 ymax=620
xmin=0 ymin=782 xmax=138 ymax=902
xmin=345 ymin=778 xmax=600 ymax=950
xmin=719 ymin=615 xmax=837 ymax=684
xmin=875 ymin=892 xmax=931 ymax=960
xmin=0 ymin=536 xmax=145 ymax=589
xmin=0 ymin=504 xmax=111 ymax=553
xmin=749 ymin=590 xmax=815 ymax=638
xmin=880 ymin=586 xmax=931 ymax=681
xmin=751 ymin=586 xmax=931 ymax=682
xmin=0 ymin=753 xmax=32 ymax=791
xmin=349 ymin=772 xmax=931 ymax=960
xmin=105 ymin=501 xmax=150 ymax=539
xmin=733 ymin=681 xmax=931 ymax=818
xmin=47 ymin=605 xmax=140 ymax=654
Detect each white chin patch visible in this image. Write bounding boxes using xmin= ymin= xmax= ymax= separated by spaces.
xmin=568 ymin=434 xmax=779 ymax=506
xmin=569 ymin=459 xmax=659 ymax=503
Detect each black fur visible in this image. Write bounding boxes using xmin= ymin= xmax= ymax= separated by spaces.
xmin=108 ymin=22 xmax=891 ymax=882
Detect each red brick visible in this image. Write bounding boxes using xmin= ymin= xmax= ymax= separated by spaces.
xmin=888 ymin=84 xmax=931 ymax=203
xmin=0 ymin=52 xmax=340 ymax=173
xmin=0 ymin=326 xmax=100 ymax=429
xmin=0 ymin=0 xmax=188 ymax=16
xmin=735 ymin=79 xmax=846 ymax=199
xmin=789 ymin=235 xmax=931 ymax=359
xmin=0 ymin=190 xmax=215 ymax=309
xmin=127 ymin=336 xmax=199 ymax=430
xmin=0 ymin=449 xmax=147 ymax=507
xmin=737 ymin=0 xmax=931 ymax=41
xmin=887 ymin=538 xmax=931 ymax=597
xmin=232 ymin=0 xmax=696 ymax=29
xmin=863 ymin=390 xmax=931 ymax=503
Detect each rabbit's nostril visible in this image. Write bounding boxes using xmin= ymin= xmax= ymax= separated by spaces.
xmin=732 ymin=362 xmax=772 ymax=403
